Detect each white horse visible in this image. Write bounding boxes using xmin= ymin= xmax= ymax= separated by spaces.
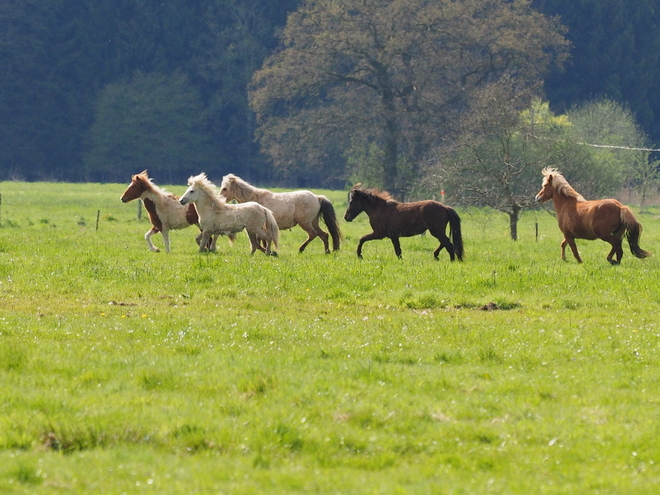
xmin=219 ymin=174 xmax=342 ymax=254
xmin=180 ymin=173 xmax=280 ymax=255
xmin=120 ymin=170 xmax=211 ymax=252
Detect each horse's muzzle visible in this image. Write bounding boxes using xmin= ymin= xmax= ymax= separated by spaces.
xmin=179 ymin=198 xmax=188 ymax=205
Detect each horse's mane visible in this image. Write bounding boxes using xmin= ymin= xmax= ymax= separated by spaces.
xmin=189 ymin=173 xmax=227 ymax=207
xmin=135 ymin=170 xmax=172 ymax=197
xmin=542 ymin=167 xmax=585 ymax=202
xmin=223 ymin=174 xmax=266 ymax=201
xmin=353 ymin=186 xmax=394 ymax=203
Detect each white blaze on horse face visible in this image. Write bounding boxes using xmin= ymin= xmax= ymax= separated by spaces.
xmin=180 ymin=187 xmax=195 ymax=205
xmin=535 ymin=178 xmax=549 ymax=203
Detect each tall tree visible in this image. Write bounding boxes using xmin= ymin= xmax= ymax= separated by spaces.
xmin=429 ymin=84 xmax=579 ymax=240
xmin=567 ymin=100 xmax=658 ymax=208
xmin=429 ymin=95 xmax=646 ymax=240
xmin=250 ymin=0 xmax=568 ymax=197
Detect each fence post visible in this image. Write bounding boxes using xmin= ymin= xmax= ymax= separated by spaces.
xmin=96 ymin=210 xmax=100 ymax=231
xmin=137 ymin=200 xmax=142 ymax=220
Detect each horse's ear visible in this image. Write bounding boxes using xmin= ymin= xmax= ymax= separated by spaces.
xmin=352 ymin=182 xmax=362 ymax=190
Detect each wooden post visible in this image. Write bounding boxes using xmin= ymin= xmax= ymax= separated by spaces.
xmin=96 ymin=210 xmax=100 ymax=231
xmin=137 ymin=200 xmax=142 ymax=220
xmin=535 ymin=222 xmax=538 ymax=242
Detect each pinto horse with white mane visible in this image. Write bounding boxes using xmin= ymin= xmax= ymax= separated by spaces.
xmin=535 ymin=167 xmax=650 ymax=264
xmin=219 ymin=174 xmax=342 ymax=254
xmin=120 ymin=170 xmax=211 ymax=252
xmin=180 ymin=173 xmax=280 ymax=255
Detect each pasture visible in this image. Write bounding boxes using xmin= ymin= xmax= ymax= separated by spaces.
xmin=0 ymin=181 xmax=659 ymax=494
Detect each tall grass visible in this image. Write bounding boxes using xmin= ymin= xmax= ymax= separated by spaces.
xmin=1 ymin=181 xmax=659 ymax=493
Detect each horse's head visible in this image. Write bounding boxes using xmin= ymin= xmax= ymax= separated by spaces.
xmin=219 ymin=174 xmax=236 ymax=201
xmin=180 ymin=173 xmax=217 ymax=206
xmin=179 ymin=176 xmax=202 ymax=205
xmin=344 ymin=185 xmax=365 ymax=222
xmin=120 ymin=170 xmax=149 ymax=203
xmin=535 ymin=168 xmax=557 ymax=203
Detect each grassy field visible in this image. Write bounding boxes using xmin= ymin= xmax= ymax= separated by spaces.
xmin=0 ymin=180 xmax=659 ymax=494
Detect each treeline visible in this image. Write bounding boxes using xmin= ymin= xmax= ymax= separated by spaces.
xmin=1 ymin=0 xmax=659 ymax=186
xmin=0 ymin=0 xmax=297 ymax=185
xmin=532 ymin=0 xmax=660 ymax=140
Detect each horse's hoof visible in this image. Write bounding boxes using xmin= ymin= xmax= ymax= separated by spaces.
xmin=270 ymin=251 xmax=278 ymax=257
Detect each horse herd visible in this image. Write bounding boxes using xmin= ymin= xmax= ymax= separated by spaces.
xmin=120 ymin=168 xmax=651 ymax=265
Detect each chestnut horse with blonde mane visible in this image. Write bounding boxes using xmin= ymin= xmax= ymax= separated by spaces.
xmin=344 ymin=185 xmax=464 ymax=261
xmin=120 ymin=170 xmax=212 ymax=252
xmin=535 ymin=167 xmax=650 ymax=264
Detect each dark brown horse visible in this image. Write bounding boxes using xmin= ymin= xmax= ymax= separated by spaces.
xmin=535 ymin=167 xmax=650 ymax=264
xmin=344 ymin=185 xmax=464 ymax=261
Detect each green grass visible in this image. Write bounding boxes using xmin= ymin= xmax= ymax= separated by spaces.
xmin=1 ymin=181 xmax=660 ymax=493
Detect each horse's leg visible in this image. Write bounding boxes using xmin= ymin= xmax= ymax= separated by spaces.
xmin=564 ymin=237 xmax=582 ymax=263
xmin=616 ymin=243 xmax=624 ymax=264
xmin=247 ymin=232 xmax=259 ymax=254
xmin=311 ymin=217 xmax=330 ymax=254
xmin=161 ymin=229 xmax=171 ymax=253
xmin=604 ymin=237 xmax=623 ymax=265
xmin=430 ymin=228 xmax=455 ymax=261
xmin=263 ymin=232 xmax=277 ymax=256
xmin=356 ymin=232 xmax=382 ymax=259
xmin=207 ymin=233 xmax=218 ymax=252
xmin=297 ymin=222 xmax=321 ymax=253
xmin=198 ymin=231 xmax=212 ymax=253
xmin=390 ymin=237 xmax=402 ymax=258
xmin=145 ymin=227 xmax=160 ymax=252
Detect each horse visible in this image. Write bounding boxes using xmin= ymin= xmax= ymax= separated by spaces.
xmin=535 ymin=167 xmax=650 ymax=264
xmin=218 ymin=174 xmax=342 ymax=254
xmin=179 ymin=173 xmax=280 ymax=255
xmin=343 ymin=185 xmax=464 ymax=261
xmin=120 ymin=170 xmax=214 ymax=252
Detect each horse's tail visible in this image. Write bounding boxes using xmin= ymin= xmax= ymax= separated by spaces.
xmin=264 ymin=207 xmax=280 ymax=250
xmin=318 ymin=196 xmax=343 ymax=251
xmin=621 ymin=206 xmax=651 ymax=259
xmin=447 ymin=206 xmax=464 ymax=261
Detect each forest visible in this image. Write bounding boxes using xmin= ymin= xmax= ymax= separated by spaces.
xmin=1 ymin=0 xmax=659 ymax=189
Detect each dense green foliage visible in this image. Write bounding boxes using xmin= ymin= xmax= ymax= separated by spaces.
xmin=1 ymin=182 xmax=660 ymax=492
xmin=0 ymin=0 xmax=296 ymax=184
xmin=250 ymin=0 xmax=568 ymax=197
xmin=2 ymin=0 xmax=659 ymax=188
xmin=430 ymin=97 xmax=657 ymax=240
xmin=532 ymin=0 xmax=660 ymax=144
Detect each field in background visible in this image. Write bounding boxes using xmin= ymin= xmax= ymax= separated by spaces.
xmin=0 ymin=181 xmax=659 ymax=493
